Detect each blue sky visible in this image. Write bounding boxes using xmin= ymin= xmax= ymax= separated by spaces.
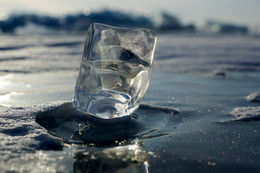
xmin=0 ymin=0 xmax=259 ymax=28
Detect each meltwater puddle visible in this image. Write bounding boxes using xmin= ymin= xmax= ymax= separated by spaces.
xmin=35 ymin=102 xmax=179 ymax=144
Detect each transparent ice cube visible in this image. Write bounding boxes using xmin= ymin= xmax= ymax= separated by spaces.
xmin=73 ymin=23 xmax=157 ymax=119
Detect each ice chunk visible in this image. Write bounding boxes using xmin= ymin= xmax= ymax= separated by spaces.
xmin=230 ymin=107 xmax=260 ymax=121
xmin=73 ymin=23 xmax=157 ymax=119
xmin=246 ymin=92 xmax=260 ymax=102
xmin=74 ymin=141 xmax=149 ymax=172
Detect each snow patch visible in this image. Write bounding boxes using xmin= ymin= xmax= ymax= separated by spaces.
xmin=230 ymin=107 xmax=260 ymax=121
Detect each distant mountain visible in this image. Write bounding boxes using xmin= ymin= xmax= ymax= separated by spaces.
xmin=204 ymin=20 xmax=248 ymax=34
xmin=159 ymin=13 xmax=195 ymax=32
xmin=0 ymin=10 xmax=250 ymax=34
xmin=0 ymin=10 xmax=195 ymax=34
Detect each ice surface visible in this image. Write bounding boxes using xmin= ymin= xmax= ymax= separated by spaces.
xmin=1 ymin=33 xmax=260 ymax=173
xmin=246 ymin=92 xmax=260 ymax=102
xmin=73 ymin=23 xmax=157 ymax=119
xmin=0 ymin=101 xmax=176 ymax=172
xmin=230 ymin=107 xmax=260 ymax=121
xmin=0 ymin=103 xmax=64 ymax=172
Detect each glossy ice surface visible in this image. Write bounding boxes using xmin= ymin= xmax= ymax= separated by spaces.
xmin=0 ymin=33 xmax=260 ymax=173
xmin=73 ymin=23 xmax=157 ymax=119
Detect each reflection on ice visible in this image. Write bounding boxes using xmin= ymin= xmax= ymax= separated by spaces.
xmin=0 ymin=74 xmax=13 ymax=90
xmin=0 ymin=91 xmax=23 ymax=107
xmin=74 ymin=140 xmax=149 ymax=173
xmin=0 ymin=91 xmax=22 ymax=100
xmin=0 ymin=74 xmax=25 ymax=106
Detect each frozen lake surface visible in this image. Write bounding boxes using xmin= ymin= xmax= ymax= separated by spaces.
xmin=0 ymin=33 xmax=260 ymax=173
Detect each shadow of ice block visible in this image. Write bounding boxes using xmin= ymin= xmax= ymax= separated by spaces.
xmin=73 ymin=23 xmax=157 ymax=119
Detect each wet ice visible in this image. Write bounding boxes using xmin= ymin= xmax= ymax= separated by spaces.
xmin=73 ymin=23 xmax=157 ymax=119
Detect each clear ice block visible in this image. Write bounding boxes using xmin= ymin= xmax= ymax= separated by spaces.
xmin=73 ymin=23 xmax=157 ymax=119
